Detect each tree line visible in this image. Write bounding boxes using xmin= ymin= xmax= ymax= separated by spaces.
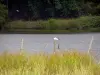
xmin=0 ymin=0 xmax=100 ymax=20
xmin=26 ymin=0 xmax=100 ymax=19
xmin=0 ymin=0 xmax=100 ymax=32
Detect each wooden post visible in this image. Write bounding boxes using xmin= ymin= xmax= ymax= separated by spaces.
xmin=88 ymin=36 xmax=94 ymax=54
xmin=20 ymin=39 xmax=24 ymax=51
xmin=53 ymin=37 xmax=59 ymax=53
xmin=58 ymin=44 xmax=60 ymax=50
xmin=54 ymin=40 xmax=56 ymax=53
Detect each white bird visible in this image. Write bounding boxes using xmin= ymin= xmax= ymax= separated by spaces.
xmin=54 ymin=37 xmax=59 ymax=41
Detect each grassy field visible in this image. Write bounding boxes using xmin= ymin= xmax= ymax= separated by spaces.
xmin=3 ymin=16 xmax=100 ymax=33
xmin=0 ymin=50 xmax=100 ymax=75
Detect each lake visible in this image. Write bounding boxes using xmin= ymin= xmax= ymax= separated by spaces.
xmin=0 ymin=33 xmax=100 ymax=53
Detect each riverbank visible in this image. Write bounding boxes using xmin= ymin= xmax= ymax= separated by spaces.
xmin=3 ymin=16 xmax=100 ymax=34
xmin=0 ymin=50 xmax=100 ymax=75
xmin=1 ymin=29 xmax=100 ymax=34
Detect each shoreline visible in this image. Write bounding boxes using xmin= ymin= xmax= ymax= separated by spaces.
xmin=0 ymin=30 xmax=100 ymax=34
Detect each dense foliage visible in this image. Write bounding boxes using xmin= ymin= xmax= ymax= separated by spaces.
xmin=8 ymin=0 xmax=100 ymax=19
xmin=6 ymin=16 xmax=100 ymax=33
xmin=1 ymin=0 xmax=100 ymax=20
xmin=0 ymin=0 xmax=100 ymax=32
xmin=0 ymin=0 xmax=8 ymax=31
xmin=27 ymin=0 xmax=100 ymax=19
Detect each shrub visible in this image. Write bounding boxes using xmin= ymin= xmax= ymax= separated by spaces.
xmin=6 ymin=16 xmax=100 ymax=33
xmin=0 ymin=3 xmax=8 ymax=30
xmin=77 ymin=16 xmax=100 ymax=29
xmin=47 ymin=19 xmax=58 ymax=30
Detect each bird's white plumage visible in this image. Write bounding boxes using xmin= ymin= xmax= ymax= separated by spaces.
xmin=54 ymin=37 xmax=59 ymax=40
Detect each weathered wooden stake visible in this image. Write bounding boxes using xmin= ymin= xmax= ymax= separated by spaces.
xmin=88 ymin=36 xmax=94 ymax=54
xmin=20 ymin=38 xmax=24 ymax=50
xmin=54 ymin=40 xmax=56 ymax=53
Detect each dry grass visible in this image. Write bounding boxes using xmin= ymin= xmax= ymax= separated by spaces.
xmin=0 ymin=50 xmax=100 ymax=75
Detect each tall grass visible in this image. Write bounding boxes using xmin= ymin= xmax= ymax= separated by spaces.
xmin=5 ymin=16 xmax=100 ymax=32
xmin=0 ymin=51 xmax=100 ymax=75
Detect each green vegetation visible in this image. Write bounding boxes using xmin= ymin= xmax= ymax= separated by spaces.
xmin=0 ymin=51 xmax=100 ymax=75
xmin=0 ymin=1 xmax=8 ymax=31
xmin=0 ymin=0 xmax=100 ymax=33
xmin=26 ymin=0 xmax=100 ymax=19
xmin=4 ymin=16 xmax=100 ymax=33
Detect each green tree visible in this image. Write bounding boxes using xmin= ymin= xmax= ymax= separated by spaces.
xmin=0 ymin=1 xmax=8 ymax=31
xmin=26 ymin=0 xmax=100 ymax=19
xmin=28 ymin=0 xmax=40 ymax=20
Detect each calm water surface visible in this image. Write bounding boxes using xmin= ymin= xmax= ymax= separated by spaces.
xmin=0 ymin=33 xmax=100 ymax=53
